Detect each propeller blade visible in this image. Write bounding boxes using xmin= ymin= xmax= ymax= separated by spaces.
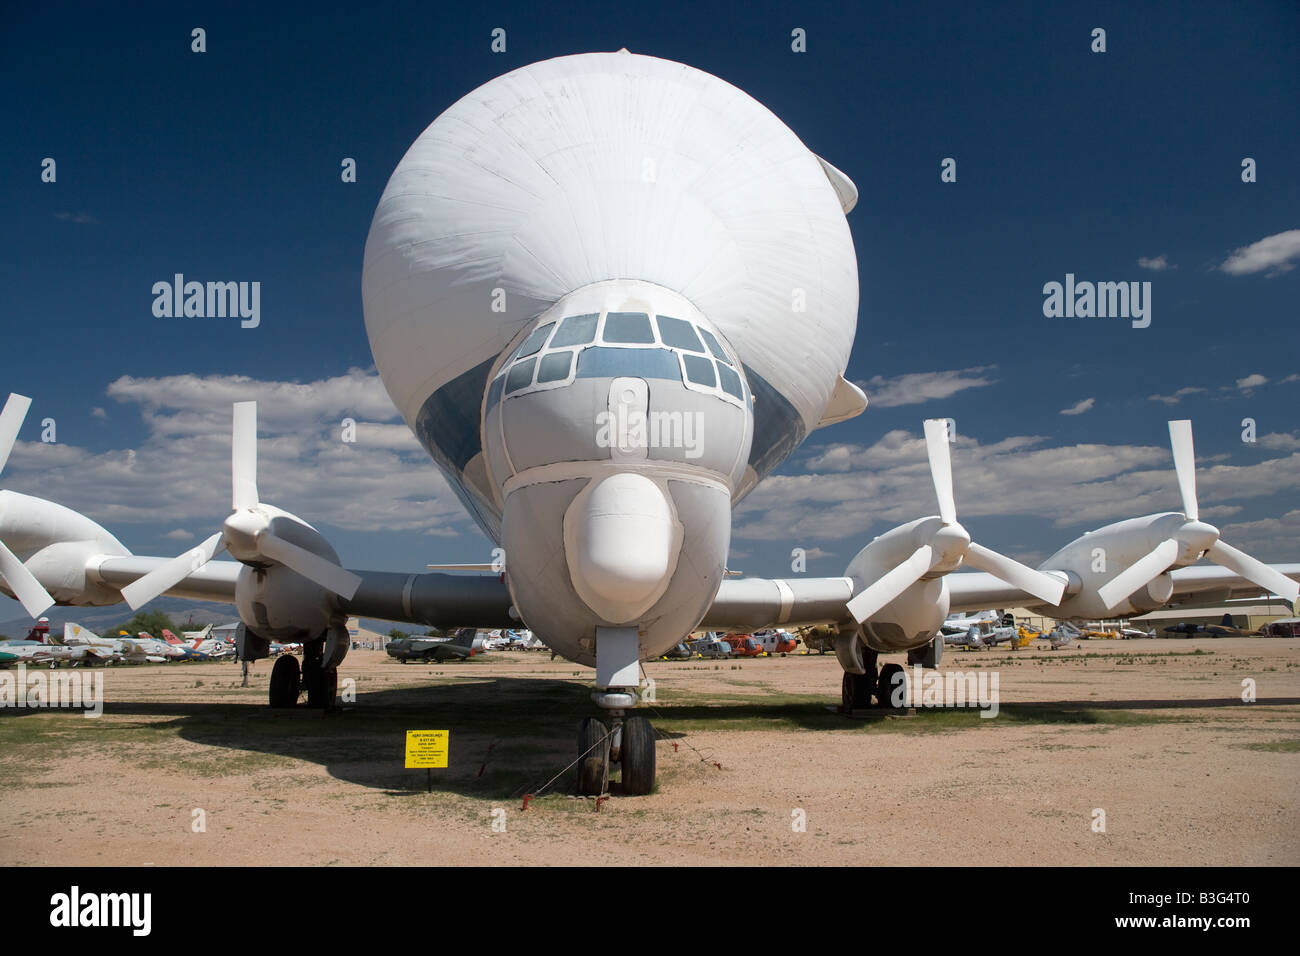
xmin=232 ymin=402 xmax=259 ymax=511
xmin=1168 ymin=420 xmax=1198 ymax=521
xmin=120 ymin=532 xmax=226 ymax=610
xmin=0 ymin=537 xmax=55 ymax=617
xmin=923 ymin=419 xmax=957 ymax=525
xmin=0 ymin=393 xmax=33 ymax=478
xmin=846 ymin=544 xmax=934 ymax=624
xmin=1097 ymin=538 xmax=1181 ymax=610
xmin=964 ymin=542 xmax=1066 ymax=606
xmin=258 ymin=533 xmax=362 ymax=600
xmin=1206 ymin=540 xmax=1300 ymax=605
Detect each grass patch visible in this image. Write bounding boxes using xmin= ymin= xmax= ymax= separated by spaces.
xmin=1238 ymin=739 xmax=1300 ymax=753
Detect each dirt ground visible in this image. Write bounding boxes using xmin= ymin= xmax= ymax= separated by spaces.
xmin=2 ymin=637 xmax=1297 ymax=866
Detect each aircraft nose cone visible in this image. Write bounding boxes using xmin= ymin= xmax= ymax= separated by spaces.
xmin=567 ymin=473 xmax=681 ymax=623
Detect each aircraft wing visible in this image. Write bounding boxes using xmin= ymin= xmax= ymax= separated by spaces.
xmin=946 ymin=563 xmax=1300 ymax=615
xmin=93 ymin=556 xmax=242 ymax=603
xmin=91 ymin=557 xmax=517 ymax=629
xmin=700 ymin=576 xmax=855 ymax=630
xmin=75 ymin=553 xmax=1300 ymax=636
xmin=698 ymin=562 xmax=1300 ymax=630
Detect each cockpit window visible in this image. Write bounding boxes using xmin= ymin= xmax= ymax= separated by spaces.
xmin=505 ymin=357 xmax=536 ymax=394
xmin=682 ymin=354 xmax=717 ymax=388
xmin=536 ymin=351 xmax=574 ymax=384
xmin=603 ymin=312 xmax=655 ymax=344
xmin=515 ymin=322 xmax=554 ymax=360
xmin=487 ymin=309 xmax=747 ymax=413
xmin=550 ymin=313 xmax=598 ymax=347
xmin=698 ymin=328 xmax=732 ymax=366
xmin=656 ymin=315 xmax=705 ymax=353
xmin=716 ymin=362 xmax=744 ymax=400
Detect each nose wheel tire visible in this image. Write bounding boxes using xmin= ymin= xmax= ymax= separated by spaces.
xmin=577 ymin=717 xmax=611 ymax=795
xmin=269 ymin=654 xmax=301 ymax=708
xmin=620 ymin=716 xmax=656 ymax=795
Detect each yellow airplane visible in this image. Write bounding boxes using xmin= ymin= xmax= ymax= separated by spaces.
xmin=1013 ymin=625 xmax=1042 ymax=648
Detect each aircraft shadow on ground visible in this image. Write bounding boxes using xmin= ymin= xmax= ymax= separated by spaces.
xmin=9 ymin=678 xmax=1295 ymax=799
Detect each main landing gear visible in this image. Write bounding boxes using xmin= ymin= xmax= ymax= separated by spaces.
xmin=839 ymin=645 xmax=916 ymax=711
xmin=268 ymin=624 xmax=347 ymax=711
xmin=840 ymin=647 xmax=879 ymax=711
xmin=576 ymin=626 xmax=656 ymax=796
xmin=837 ymin=634 xmax=941 ymax=712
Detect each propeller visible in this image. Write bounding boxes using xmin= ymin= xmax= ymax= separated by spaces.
xmin=1096 ymin=420 xmax=1300 ymax=610
xmin=121 ymin=402 xmax=361 ymax=609
xmin=0 ymin=393 xmax=56 ymax=617
xmin=846 ymin=419 xmax=1066 ymax=624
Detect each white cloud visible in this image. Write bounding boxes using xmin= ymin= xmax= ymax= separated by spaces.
xmin=1258 ymin=432 xmax=1300 ymax=451
xmin=1235 ymin=373 xmax=1268 ymax=390
xmin=164 ymin=529 xmax=194 ymax=540
xmin=733 ymin=429 xmax=1300 ymax=558
xmin=2 ymin=370 xmax=474 ymax=545
xmin=1217 ymin=229 xmax=1300 ymax=276
xmin=1216 ymin=509 xmax=1300 ymax=565
xmin=1059 ymin=397 xmax=1095 ymax=416
xmin=54 ymin=211 xmax=97 ymax=225
xmin=91 ymin=407 xmax=107 ymax=420
xmin=1137 ymin=255 xmax=1174 ymax=271
xmin=1148 ymin=386 xmax=1206 ymax=406
xmin=856 ymin=366 xmax=997 ymax=408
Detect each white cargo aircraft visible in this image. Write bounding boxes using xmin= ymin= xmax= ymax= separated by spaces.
xmin=0 ymin=52 xmax=1297 ymax=795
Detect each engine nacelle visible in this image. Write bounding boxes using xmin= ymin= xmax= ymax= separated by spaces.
xmin=0 ymin=491 xmax=131 ymax=606
xmin=231 ymin=507 xmax=347 ymax=642
xmin=843 ymin=522 xmax=951 ymax=653
xmin=1037 ymin=514 xmax=1186 ymax=619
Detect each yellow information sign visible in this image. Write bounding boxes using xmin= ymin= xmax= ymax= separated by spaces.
xmin=405 ymin=730 xmax=450 ymax=769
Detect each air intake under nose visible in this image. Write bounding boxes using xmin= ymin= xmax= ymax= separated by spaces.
xmin=566 ymin=472 xmax=682 ymax=623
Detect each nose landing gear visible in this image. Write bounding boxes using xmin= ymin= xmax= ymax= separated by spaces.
xmin=577 ymin=700 xmax=657 ymax=796
xmin=576 ymin=626 xmax=657 ymax=796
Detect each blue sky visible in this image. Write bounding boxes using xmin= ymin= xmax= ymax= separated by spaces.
xmin=2 ymin=0 xmax=1298 ymax=619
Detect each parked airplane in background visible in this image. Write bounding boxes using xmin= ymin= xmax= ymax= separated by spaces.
xmin=940 ymin=610 xmax=1001 ymax=638
xmin=1045 ymin=622 xmax=1083 ymax=650
xmin=61 ymin=623 xmax=180 ymax=663
xmin=0 ymin=52 xmax=1297 ymax=796
xmin=0 ymin=637 xmax=96 ymax=666
xmin=386 ymin=628 xmax=485 ymax=663
xmin=163 ymin=626 xmax=234 ymax=660
xmin=482 ymin=628 xmax=533 ymax=651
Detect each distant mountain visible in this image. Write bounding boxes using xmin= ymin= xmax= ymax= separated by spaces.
xmin=0 ymin=597 xmax=240 ymax=640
